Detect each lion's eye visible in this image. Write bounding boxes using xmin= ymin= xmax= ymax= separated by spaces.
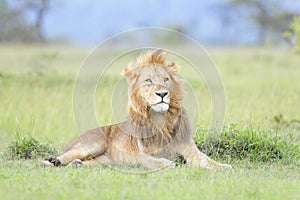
xmin=145 ymin=79 xmax=152 ymax=84
xmin=164 ymin=77 xmax=169 ymax=82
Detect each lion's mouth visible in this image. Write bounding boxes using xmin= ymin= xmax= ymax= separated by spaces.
xmin=153 ymin=101 xmax=169 ymax=106
xmin=151 ymin=101 xmax=169 ymax=112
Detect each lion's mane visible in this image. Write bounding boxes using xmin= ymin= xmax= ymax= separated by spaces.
xmin=121 ymin=50 xmax=190 ymax=153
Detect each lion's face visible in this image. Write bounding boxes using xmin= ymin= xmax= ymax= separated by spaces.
xmin=135 ymin=65 xmax=171 ymax=112
xmin=122 ymin=50 xmax=182 ymax=119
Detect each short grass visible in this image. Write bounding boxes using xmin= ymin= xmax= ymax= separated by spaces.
xmin=0 ymin=160 xmax=299 ymax=200
xmin=0 ymin=45 xmax=299 ymax=200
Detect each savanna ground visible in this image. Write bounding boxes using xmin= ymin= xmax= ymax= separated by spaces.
xmin=0 ymin=45 xmax=299 ymax=199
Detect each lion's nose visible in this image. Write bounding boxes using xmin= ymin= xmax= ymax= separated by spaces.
xmin=155 ymin=91 xmax=168 ymax=98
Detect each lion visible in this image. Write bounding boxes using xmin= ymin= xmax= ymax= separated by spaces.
xmin=42 ymin=49 xmax=232 ymax=170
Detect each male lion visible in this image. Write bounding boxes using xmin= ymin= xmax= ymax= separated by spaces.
xmin=42 ymin=50 xmax=232 ymax=170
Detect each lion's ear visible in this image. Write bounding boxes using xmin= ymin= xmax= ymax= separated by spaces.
xmin=121 ymin=67 xmax=138 ymax=80
xmin=121 ymin=67 xmax=131 ymax=78
xmin=167 ymin=62 xmax=180 ymax=74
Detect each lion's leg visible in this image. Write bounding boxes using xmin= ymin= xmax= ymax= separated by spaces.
xmin=42 ymin=147 xmax=99 ymax=167
xmin=57 ymin=146 xmax=94 ymax=165
xmin=42 ymin=138 xmax=107 ymax=167
xmin=57 ymin=141 xmax=108 ymax=166
xmin=183 ymin=142 xmax=232 ymax=170
xmin=42 ymin=129 xmax=109 ymax=167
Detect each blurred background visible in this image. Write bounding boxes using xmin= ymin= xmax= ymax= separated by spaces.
xmin=1 ymin=0 xmax=300 ymax=148
xmin=0 ymin=0 xmax=300 ymax=47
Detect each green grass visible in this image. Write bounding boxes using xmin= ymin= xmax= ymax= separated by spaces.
xmin=196 ymin=124 xmax=300 ymax=163
xmin=0 ymin=160 xmax=299 ymax=200
xmin=3 ymin=136 xmax=58 ymax=160
xmin=0 ymin=45 xmax=299 ymax=199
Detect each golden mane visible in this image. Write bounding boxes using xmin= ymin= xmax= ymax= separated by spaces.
xmin=122 ymin=49 xmax=179 ymax=77
xmin=135 ymin=49 xmax=167 ymax=66
xmin=124 ymin=50 xmax=185 ymax=148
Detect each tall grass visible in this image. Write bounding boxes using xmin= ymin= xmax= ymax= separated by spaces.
xmin=195 ymin=124 xmax=300 ymax=164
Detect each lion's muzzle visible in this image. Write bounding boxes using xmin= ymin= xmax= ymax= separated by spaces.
xmin=151 ymin=90 xmax=170 ymax=112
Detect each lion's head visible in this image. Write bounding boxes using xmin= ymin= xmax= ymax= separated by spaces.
xmin=122 ymin=50 xmax=183 ymax=124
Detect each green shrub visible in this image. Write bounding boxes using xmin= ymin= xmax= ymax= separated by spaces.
xmin=3 ymin=136 xmax=58 ymax=160
xmin=195 ymin=124 xmax=299 ymax=163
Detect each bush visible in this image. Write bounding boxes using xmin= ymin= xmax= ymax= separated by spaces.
xmin=195 ymin=124 xmax=300 ymax=163
xmin=3 ymin=136 xmax=58 ymax=160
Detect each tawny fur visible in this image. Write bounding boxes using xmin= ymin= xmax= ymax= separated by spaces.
xmin=42 ymin=50 xmax=232 ymax=170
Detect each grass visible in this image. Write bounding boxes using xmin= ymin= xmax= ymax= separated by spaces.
xmin=197 ymin=124 xmax=300 ymax=164
xmin=3 ymin=136 xmax=58 ymax=160
xmin=0 ymin=160 xmax=299 ymax=200
xmin=0 ymin=45 xmax=300 ymax=199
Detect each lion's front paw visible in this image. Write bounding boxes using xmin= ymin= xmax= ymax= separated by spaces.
xmin=67 ymin=159 xmax=83 ymax=167
xmin=41 ymin=157 xmax=61 ymax=167
xmin=41 ymin=160 xmax=54 ymax=167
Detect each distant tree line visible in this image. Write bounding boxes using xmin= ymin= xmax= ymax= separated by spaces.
xmin=215 ymin=0 xmax=300 ymax=46
xmin=0 ymin=0 xmax=299 ymax=46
